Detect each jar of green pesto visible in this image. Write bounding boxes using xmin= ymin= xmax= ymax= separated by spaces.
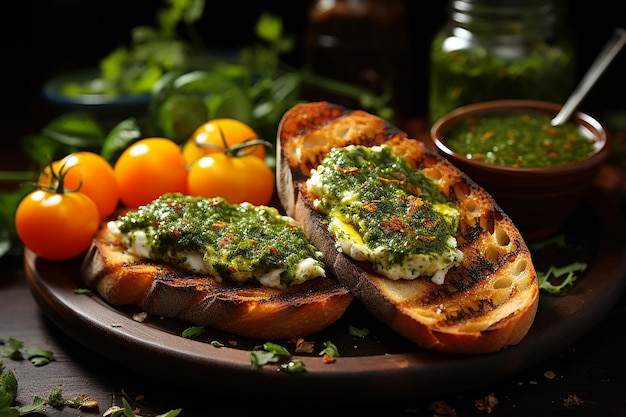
xmin=428 ymin=0 xmax=577 ymax=124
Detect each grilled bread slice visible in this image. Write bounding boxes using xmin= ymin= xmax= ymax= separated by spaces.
xmin=80 ymin=211 xmax=353 ymax=340
xmin=276 ymin=101 xmax=539 ymax=354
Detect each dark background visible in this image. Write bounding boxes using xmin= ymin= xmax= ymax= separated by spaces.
xmin=3 ymin=0 xmax=625 ymax=170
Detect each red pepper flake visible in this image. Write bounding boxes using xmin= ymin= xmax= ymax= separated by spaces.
xmin=421 ymin=217 xmax=440 ymax=230
xmin=270 ymin=246 xmax=280 ymax=257
xmin=406 ymin=184 xmax=422 ymax=195
xmin=322 ymin=353 xmax=336 ymax=364
xmin=405 ymin=196 xmax=425 ymax=217
xmin=172 ymin=227 xmax=182 ymax=238
xmin=483 ymin=130 xmax=495 ymax=140
xmin=337 ymin=165 xmax=358 ymax=174
xmin=219 ymin=232 xmax=236 ymax=247
xmin=226 ymin=265 xmax=238 ymax=274
xmin=378 ymin=172 xmax=406 ymax=185
xmin=212 ymin=221 xmax=228 ymax=229
xmin=381 ymin=215 xmax=413 ymax=236
xmin=285 ymin=223 xmax=299 ymax=230
xmin=416 ymin=235 xmax=436 ymax=242
xmin=363 ymin=201 xmax=379 ymax=212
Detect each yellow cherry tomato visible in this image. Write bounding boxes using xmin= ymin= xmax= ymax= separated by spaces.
xmin=40 ymin=151 xmax=119 ymax=220
xmin=182 ymin=118 xmax=265 ymax=164
xmin=187 ymin=152 xmax=275 ymax=206
xmin=16 ymin=189 xmax=100 ymax=260
xmin=114 ymin=137 xmax=188 ymax=208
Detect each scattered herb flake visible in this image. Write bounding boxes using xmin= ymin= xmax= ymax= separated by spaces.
xmin=0 ymin=337 xmax=24 ymax=360
xmin=319 ymin=341 xmax=339 ymax=358
xmin=348 ymin=326 xmax=370 ymax=338
xmin=74 ymin=288 xmax=93 ymax=296
xmin=280 ymin=360 xmax=306 ymax=374
xmin=249 ymin=342 xmax=296 ymax=371
xmin=537 ymin=262 xmax=587 ymax=294
xmin=182 ymin=326 xmax=206 ymax=339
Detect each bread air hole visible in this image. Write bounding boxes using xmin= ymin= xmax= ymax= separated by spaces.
xmin=423 ymin=166 xmax=442 ymax=181
xmin=494 ymin=227 xmax=511 ymax=246
xmin=453 ymin=181 xmax=471 ymax=201
xmin=485 ymin=244 xmax=500 ymax=264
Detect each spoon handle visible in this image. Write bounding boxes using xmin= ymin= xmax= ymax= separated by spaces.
xmin=551 ymin=27 xmax=626 ymax=126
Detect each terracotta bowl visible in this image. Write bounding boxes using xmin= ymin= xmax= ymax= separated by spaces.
xmin=430 ymin=99 xmax=610 ymax=242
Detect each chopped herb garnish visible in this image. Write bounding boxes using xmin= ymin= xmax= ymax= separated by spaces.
xmin=537 ymin=262 xmax=587 ymax=294
xmin=348 ymin=326 xmax=370 ymax=338
xmin=319 ymin=341 xmax=339 ymax=358
xmin=181 ymin=326 xmax=206 ymax=339
xmin=250 ymin=342 xmax=303 ymax=372
xmin=26 ymin=348 xmax=55 ymax=367
xmin=280 ymin=360 xmax=306 ymax=374
xmin=0 ymin=337 xmax=24 ymax=359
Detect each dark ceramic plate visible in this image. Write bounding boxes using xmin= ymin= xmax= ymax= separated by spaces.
xmin=24 ymin=186 xmax=626 ymax=405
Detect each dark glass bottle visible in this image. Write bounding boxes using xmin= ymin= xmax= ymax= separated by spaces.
xmin=303 ymin=0 xmax=412 ymax=121
xmin=428 ymin=0 xmax=577 ymax=124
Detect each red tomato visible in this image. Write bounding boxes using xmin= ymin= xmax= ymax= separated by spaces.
xmin=182 ymin=118 xmax=265 ymax=164
xmin=113 ymin=137 xmax=188 ymax=208
xmin=187 ymin=152 xmax=275 ymax=206
xmin=40 ymin=152 xmax=119 ymax=219
xmin=15 ymin=189 xmax=100 ymax=260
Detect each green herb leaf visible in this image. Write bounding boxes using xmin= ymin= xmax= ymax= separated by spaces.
xmin=280 ymin=360 xmax=306 ymax=374
xmin=537 ymin=262 xmax=587 ymax=294
xmin=348 ymin=326 xmax=370 ymax=338
xmin=100 ymin=118 xmax=142 ymax=164
xmin=26 ymin=348 xmax=54 ymax=367
xmin=181 ymin=326 xmax=205 ymax=339
xmin=319 ymin=341 xmax=340 ymax=358
xmin=16 ymin=396 xmax=46 ymax=415
xmin=0 ymin=338 xmax=23 ymax=360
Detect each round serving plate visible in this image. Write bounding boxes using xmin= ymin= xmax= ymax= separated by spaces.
xmin=24 ymin=185 xmax=626 ymax=405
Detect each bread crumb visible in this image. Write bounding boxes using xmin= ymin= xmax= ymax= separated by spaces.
xmin=544 ymin=370 xmax=556 ymax=379
xmin=291 ymin=338 xmax=315 ymax=353
xmin=563 ymin=394 xmax=584 ymax=407
xmin=475 ymin=392 xmax=498 ymax=413
xmin=132 ymin=312 xmax=148 ymax=322
xmin=429 ymin=400 xmax=457 ymax=417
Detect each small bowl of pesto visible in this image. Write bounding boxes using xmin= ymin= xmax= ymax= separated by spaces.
xmin=430 ymin=99 xmax=610 ymax=241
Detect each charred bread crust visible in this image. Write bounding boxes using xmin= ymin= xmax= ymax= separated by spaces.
xmin=277 ymin=101 xmax=539 ymax=354
xmin=80 ymin=222 xmax=353 ymax=340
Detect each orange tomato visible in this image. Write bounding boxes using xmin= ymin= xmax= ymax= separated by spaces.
xmin=187 ymin=152 xmax=275 ymax=206
xmin=182 ymin=118 xmax=265 ymax=164
xmin=40 ymin=152 xmax=119 ymax=219
xmin=113 ymin=137 xmax=188 ymax=208
xmin=16 ymin=189 xmax=100 ymax=260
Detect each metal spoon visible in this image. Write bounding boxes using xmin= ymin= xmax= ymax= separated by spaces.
xmin=551 ymin=27 xmax=626 ymax=126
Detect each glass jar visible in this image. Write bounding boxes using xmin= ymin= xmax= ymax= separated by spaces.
xmin=428 ymin=0 xmax=577 ymax=124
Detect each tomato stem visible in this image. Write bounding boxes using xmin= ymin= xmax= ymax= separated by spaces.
xmin=39 ymin=159 xmax=83 ymax=194
xmin=193 ymin=126 xmax=273 ymax=158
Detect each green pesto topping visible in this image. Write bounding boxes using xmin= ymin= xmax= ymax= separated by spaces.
xmin=444 ymin=114 xmax=596 ymax=167
xmin=307 ymin=145 xmax=462 ymax=283
xmin=114 ymin=193 xmax=325 ymax=287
